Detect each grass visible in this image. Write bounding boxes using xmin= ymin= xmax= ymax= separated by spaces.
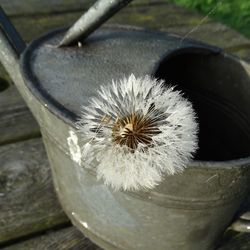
xmin=169 ymin=0 xmax=250 ymax=38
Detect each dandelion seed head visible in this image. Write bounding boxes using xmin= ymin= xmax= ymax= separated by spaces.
xmin=77 ymin=74 xmax=198 ymax=191
xmin=112 ymin=111 xmax=161 ymax=150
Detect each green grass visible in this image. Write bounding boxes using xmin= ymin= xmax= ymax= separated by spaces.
xmin=169 ymin=0 xmax=250 ymax=38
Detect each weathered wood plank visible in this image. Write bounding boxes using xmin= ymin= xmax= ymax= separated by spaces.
xmin=9 ymin=3 xmax=210 ymax=42
xmin=0 ymin=0 xmax=162 ymax=16
xmin=0 ymin=0 xmax=93 ymax=16
xmin=225 ymin=44 xmax=250 ymax=62
xmin=9 ymin=3 xmax=250 ymax=55
xmin=111 ymin=4 xmax=250 ymax=52
xmin=0 ymin=84 xmax=40 ymax=145
xmin=2 ymin=228 xmax=250 ymax=250
xmin=0 ymin=138 xmax=69 ymax=245
xmin=2 ymin=226 xmax=102 ymax=250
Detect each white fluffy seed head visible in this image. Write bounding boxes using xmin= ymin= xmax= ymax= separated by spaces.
xmin=77 ymin=74 xmax=198 ymax=191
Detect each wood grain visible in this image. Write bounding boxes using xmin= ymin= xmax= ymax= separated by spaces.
xmin=1 ymin=226 xmax=102 ymax=250
xmin=0 ymin=0 xmax=93 ymax=16
xmin=0 ymin=0 xmax=162 ymax=16
xmin=0 ymin=138 xmax=69 ymax=245
xmin=0 ymin=85 xmax=40 ymax=146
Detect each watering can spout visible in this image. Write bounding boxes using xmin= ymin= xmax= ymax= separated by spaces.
xmin=58 ymin=0 xmax=133 ymax=47
xmin=0 ymin=6 xmax=26 ymax=82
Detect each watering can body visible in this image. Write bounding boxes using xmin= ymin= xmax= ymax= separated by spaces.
xmin=1 ymin=8 xmax=250 ymax=250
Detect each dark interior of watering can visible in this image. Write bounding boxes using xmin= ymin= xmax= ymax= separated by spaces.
xmin=0 ymin=78 xmax=10 ymax=92
xmin=154 ymin=48 xmax=250 ymax=161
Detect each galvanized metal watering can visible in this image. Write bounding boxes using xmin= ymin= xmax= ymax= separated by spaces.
xmin=1 ymin=1 xmax=250 ymax=249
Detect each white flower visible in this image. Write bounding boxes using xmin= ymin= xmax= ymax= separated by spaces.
xmin=77 ymin=74 xmax=198 ymax=191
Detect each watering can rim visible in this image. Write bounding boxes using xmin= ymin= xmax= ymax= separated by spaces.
xmin=20 ymin=24 xmax=221 ymax=126
xmin=19 ymin=25 xmax=250 ymax=168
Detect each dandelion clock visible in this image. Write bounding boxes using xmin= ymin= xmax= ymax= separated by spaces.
xmin=77 ymin=74 xmax=198 ymax=191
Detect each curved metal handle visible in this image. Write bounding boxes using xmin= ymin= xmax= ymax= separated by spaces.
xmin=58 ymin=0 xmax=133 ymax=47
xmin=0 ymin=6 xmax=25 ymax=57
xmin=0 ymin=6 xmax=26 ymax=82
xmin=229 ymin=212 xmax=250 ymax=233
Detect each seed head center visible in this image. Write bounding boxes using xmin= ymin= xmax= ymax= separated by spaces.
xmin=112 ymin=113 xmax=159 ymax=150
xmin=121 ymin=123 xmax=133 ymax=137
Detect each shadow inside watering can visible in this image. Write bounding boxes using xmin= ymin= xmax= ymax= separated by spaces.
xmin=0 ymin=78 xmax=10 ymax=92
xmin=154 ymin=47 xmax=250 ymax=162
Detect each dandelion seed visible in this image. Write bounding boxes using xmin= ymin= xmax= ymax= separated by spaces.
xmin=77 ymin=74 xmax=198 ymax=191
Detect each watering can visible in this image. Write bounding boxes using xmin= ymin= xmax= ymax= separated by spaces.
xmin=1 ymin=1 xmax=250 ymax=249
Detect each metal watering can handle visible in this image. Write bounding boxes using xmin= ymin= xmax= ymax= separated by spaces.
xmin=58 ymin=0 xmax=133 ymax=47
xmin=0 ymin=7 xmax=26 ymax=82
xmin=0 ymin=7 xmax=25 ymax=55
xmin=0 ymin=6 xmax=26 ymax=55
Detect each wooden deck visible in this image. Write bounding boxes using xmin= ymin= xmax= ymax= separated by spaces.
xmin=0 ymin=0 xmax=250 ymax=249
